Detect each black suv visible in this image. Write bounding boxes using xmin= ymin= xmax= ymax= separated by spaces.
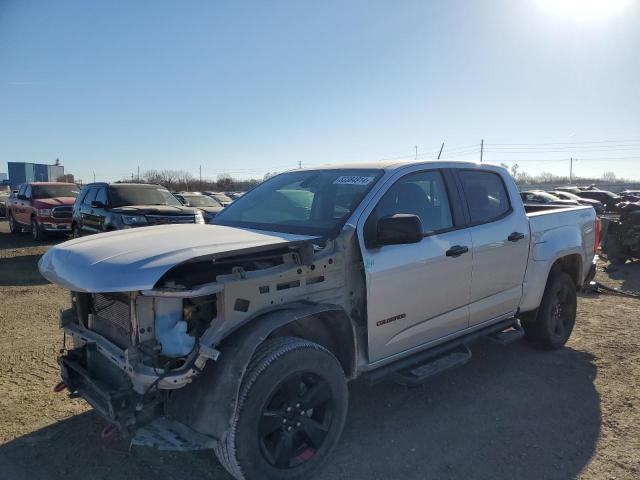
xmin=72 ymin=183 xmax=204 ymax=237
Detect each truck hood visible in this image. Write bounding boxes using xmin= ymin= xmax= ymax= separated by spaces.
xmin=33 ymin=197 xmax=76 ymax=207
xmin=38 ymin=224 xmax=317 ymax=293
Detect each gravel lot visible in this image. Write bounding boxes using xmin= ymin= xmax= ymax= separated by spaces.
xmin=0 ymin=218 xmax=639 ymax=480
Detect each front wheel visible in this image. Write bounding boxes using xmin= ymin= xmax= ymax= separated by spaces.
xmin=214 ymin=337 xmax=348 ymax=480
xmin=72 ymin=223 xmax=82 ymax=238
xmin=31 ymin=217 xmax=46 ymax=241
xmin=522 ymin=272 xmax=577 ymax=350
xmin=8 ymin=213 xmax=20 ymax=234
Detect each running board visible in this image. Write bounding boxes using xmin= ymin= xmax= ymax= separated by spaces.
xmin=367 ymin=317 xmax=520 ymax=385
xmin=484 ymin=325 xmax=524 ymax=345
xmin=131 ymin=418 xmax=216 ymax=451
xmin=391 ymin=345 xmax=472 ymax=386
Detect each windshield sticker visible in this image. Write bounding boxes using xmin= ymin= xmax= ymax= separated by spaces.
xmin=333 ymin=175 xmax=375 ymax=186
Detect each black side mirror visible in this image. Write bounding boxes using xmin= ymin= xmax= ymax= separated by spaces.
xmin=375 ymin=214 xmax=424 ymax=246
xmin=91 ymin=200 xmax=105 ymax=209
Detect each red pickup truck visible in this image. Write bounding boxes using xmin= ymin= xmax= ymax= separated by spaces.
xmin=7 ymin=182 xmax=80 ymax=241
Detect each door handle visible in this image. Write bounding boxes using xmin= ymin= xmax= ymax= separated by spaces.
xmin=446 ymin=245 xmax=469 ymax=257
xmin=508 ymin=232 xmax=525 ymax=242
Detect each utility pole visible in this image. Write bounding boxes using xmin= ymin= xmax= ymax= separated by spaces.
xmin=92 ymin=170 xmax=96 ymax=183
xmin=570 ymin=157 xmax=573 ymax=184
xmin=199 ymin=165 xmax=202 ymax=189
xmin=415 ymin=145 xmax=418 ymax=160
xmin=137 ymin=166 xmax=140 ymax=182
xmin=437 ymin=142 xmax=444 ymax=160
xmin=298 ymin=160 xmax=302 ymax=169
xmin=480 ymin=139 xmax=484 ymax=163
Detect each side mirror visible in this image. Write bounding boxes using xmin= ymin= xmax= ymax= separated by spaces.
xmin=91 ymin=200 xmax=105 ymax=209
xmin=375 ymin=214 xmax=424 ymax=246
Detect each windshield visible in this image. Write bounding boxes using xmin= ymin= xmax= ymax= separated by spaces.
xmin=213 ymin=169 xmax=383 ymax=236
xmin=212 ymin=193 xmax=232 ymax=203
xmin=32 ymin=184 xmax=79 ymax=199
xmin=554 ymin=191 xmax=580 ymax=201
xmin=109 ymin=186 xmax=182 ymax=207
xmin=183 ymin=195 xmax=220 ymax=207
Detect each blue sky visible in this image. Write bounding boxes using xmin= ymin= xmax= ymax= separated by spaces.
xmin=1 ymin=0 xmax=639 ymax=183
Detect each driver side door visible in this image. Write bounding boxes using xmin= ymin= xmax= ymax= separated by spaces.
xmin=358 ymin=168 xmax=473 ymax=363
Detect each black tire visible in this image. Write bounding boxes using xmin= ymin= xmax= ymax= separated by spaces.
xmin=214 ymin=337 xmax=348 ymax=480
xmin=522 ymin=272 xmax=577 ymax=350
xmin=31 ymin=216 xmax=46 ymax=241
xmin=8 ymin=213 xmax=20 ymax=234
xmin=72 ymin=223 xmax=82 ymax=238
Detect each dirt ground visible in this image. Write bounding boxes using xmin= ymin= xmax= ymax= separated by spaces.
xmin=0 ymin=218 xmax=639 ymax=480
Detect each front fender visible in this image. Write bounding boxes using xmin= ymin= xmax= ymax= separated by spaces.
xmin=167 ymin=303 xmax=352 ymax=440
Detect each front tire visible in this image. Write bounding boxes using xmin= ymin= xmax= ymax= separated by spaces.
xmin=8 ymin=213 xmax=20 ymax=234
xmin=214 ymin=337 xmax=348 ymax=480
xmin=72 ymin=223 xmax=82 ymax=238
xmin=522 ymin=272 xmax=577 ymax=350
xmin=31 ymin=217 xmax=46 ymax=241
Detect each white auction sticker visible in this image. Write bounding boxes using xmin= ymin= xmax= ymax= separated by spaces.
xmin=333 ymin=175 xmax=375 ymax=186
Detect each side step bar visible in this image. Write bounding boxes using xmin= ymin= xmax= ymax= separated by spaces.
xmin=392 ymin=345 xmax=472 ymax=386
xmin=368 ymin=317 xmax=521 ymax=385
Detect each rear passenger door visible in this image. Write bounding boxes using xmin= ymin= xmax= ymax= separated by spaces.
xmin=456 ymin=169 xmax=530 ymax=326
xmin=358 ymin=168 xmax=473 ymax=363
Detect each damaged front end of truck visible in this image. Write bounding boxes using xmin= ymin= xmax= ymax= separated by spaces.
xmin=39 ymin=224 xmax=360 ymax=450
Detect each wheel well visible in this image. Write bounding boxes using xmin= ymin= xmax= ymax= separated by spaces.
xmin=268 ymin=312 xmax=356 ymax=378
xmin=550 ymin=254 xmax=582 ymax=286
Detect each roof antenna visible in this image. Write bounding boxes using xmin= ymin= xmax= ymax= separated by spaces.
xmin=437 ymin=142 xmax=444 ymax=159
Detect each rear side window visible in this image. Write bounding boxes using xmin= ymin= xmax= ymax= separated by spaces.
xmin=459 ymin=170 xmax=511 ymax=224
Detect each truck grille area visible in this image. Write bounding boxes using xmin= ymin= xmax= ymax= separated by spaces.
xmin=52 ymin=206 xmax=73 ymax=219
xmin=146 ymin=215 xmax=195 ymax=225
xmin=89 ymin=293 xmax=132 ymax=349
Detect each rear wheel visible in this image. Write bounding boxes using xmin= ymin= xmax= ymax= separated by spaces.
xmin=31 ymin=216 xmax=46 ymax=241
xmin=214 ymin=337 xmax=348 ymax=480
xmin=522 ymin=272 xmax=577 ymax=350
xmin=8 ymin=213 xmax=20 ymax=234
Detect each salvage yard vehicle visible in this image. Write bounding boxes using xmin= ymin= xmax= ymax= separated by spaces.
xmin=7 ymin=182 xmax=79 ymax=240
xmin=601 ymin=209 xmax=640 ymax=264
xmin=576 ymin=189 xmax=622 ymax=213
xmin=174 ymin=191 xmax=224 ymax=223
xmin=520 ymin=190 xmax=580 ymax=207
xmin=39 ymin=161 xmax=598 ymax=480
xmin=549 ymin=190 xmax=605 ymax=215
xmin=71 ymin=182 xmax=204 ymax=237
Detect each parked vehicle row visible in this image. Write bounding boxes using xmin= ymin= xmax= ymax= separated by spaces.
xmin=174 ymin=191 xmax=224 ymax=223
xmin=519 ymin=189 xmax=607 ymax=215
xmin=39 ymin=161 xmax=597 ymax=480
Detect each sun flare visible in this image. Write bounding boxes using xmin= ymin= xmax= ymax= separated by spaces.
xmin=536 ymin=0 xmax=633 ymax=20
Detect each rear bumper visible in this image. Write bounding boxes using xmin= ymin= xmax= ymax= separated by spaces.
xmin=584 ymin=255 xmax=598 ymax=286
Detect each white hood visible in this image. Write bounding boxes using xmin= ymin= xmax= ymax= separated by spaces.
xmin=38 ymin=224 xmax=316 ymax=293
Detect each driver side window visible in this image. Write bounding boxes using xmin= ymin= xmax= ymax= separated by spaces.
xmin=369 ymin=170 xmax=454 ymax=235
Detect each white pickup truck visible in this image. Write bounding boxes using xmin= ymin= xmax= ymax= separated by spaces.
xmin=39 ymin=161 xmax=598 ymax=480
